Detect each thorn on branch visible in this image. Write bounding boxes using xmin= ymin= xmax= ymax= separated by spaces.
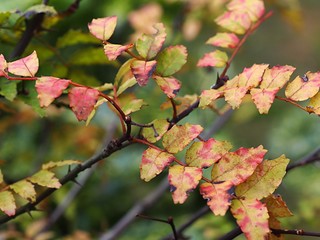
xmin=211 ymin=73 xmax=229 ymax=89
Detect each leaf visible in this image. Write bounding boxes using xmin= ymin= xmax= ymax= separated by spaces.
xmin=121 ymin=98 xmax=147 ymax=115
xmin=162 ymin=124 xmax=203 ymax=154
xmin=0 ymin=170 xmax=3 ymax=184
xmin=231 ymin=198 xmax=270 ymax=240
xmin=215 ymin=10 xmax=251 ymax=35
xmin=224 ymin=85 xmax=248 ymax=109
xmin=131 ymin=60 xmax=157 ymax=86
xmin=200 ymin=181 xmax=233 ymax=216
xmin=142 ymin=119 xmax=169 ymax=143
xmin=140 ymin=147 xmax=175 ymax=182
xmin=199 ymin=89 xmax=224 ymax=108
xmin=8 ymin=51 xmax=39 ymax=77
xmin=104 ymin=43 xmax=133 ymax=61
xmin=168 ymin=165 xmax=202 ymax=204
xmin=117 ymin=77 xmax=137 ymax=96
xmin=197 ymin=50 xmax=228 ymax=68
xmin=57 ymin=29 xmax=99 ymax=48
xmin=23 ymin=4 xmax=57 ymax=19
xmin=0 ymin=54 xmax=7 ymax=76
xmin=212 ymin=145 xmax=267 ymax=185
xmin=136 ymin=23 xmax=166 ymax=60
xmin=307 ymin=92 xmax=320 ymax=115
xmin=88 ymin=16 xmax=117 ymax=41
xmin=265 ymin=194 xmax=293 ymax=218
xmin=68 ymin=87 xmax=100 ymax=121
xmin=35 ymin=77 xmax=70 ymax=107
xmin=250 ymin=88 xmax=278 ymax=114
xmin=114 ymin=59 xmax=136 ymax=87
xmin=235 ymin=155 xmax=289 ymax=200
xmin=156 ymin=45 xmax=187 ymax=77
xmin=186 ymin=138 xmax=232 ymax=168
xmin=0 ymin=191 xmax=16 ymax=216
xmin=69 ymin=47 xmax=115 ymax=66
xmin=28 ymin=170 xmax=61 ymax=188
xmin=0 ymin=79 xmax=18 ymax=101
xmin=206 ymin=32 xmax=239 ymax=48
xmin=227 ymin=0 xmax=265 ymax=22
xmin=42 ymin=160 xmax=81 ymax=170
xmin=153 ymin=76 xmax=181 ymax=98
xmin=10 ymin=180 xmax=36 ymax=202
xmin=285 ymin=72 xmax=320 ymax=101
xmin=86 ymin=98 xmax=108 ymax=126
xmin=259 ymin=65 xmax=295 ymax=89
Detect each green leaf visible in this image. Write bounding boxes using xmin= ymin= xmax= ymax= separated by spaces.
xmin=162 ymin=123 xmax=203 ymax=154
xmin=117 ymin=77 xmax=137 ymax=96
xmin=136 ymin=23 xmax=166 ymax=60
xmin=156 ymin=45 xmax=187 ymax=77
xmin=142 ymin=119 xmax=170 ymax=143
xmin=69 ymin=47 xmax=116 ymax=66
xmin=0 ymin=191 xmax=16 ymax=216
xmin=28 ymin=170 xmax=61 ymax=189
xmin=23 ymin=4 xmax=57 ymax=19
xmin=0 ymin=12 xmax=11 ymax=26
xmin=140 ymin=147 xmax=175 ymax=182
xmin=42 ymin=160 xmax=81 ymax=170
xmin=0 ymin=79 xmax=18 ymax=101
xmin=57 ymin=29 xmax=99 ymax=48
xmin=10 ymin=180 xmax=36 ymax=202
xmin=122 ymin=98 xmax=147 ymax=115
xmin=235 ymin=155 xmax=289 ymax=200
xmin=114 ymin=59 xmax=136 ymax=87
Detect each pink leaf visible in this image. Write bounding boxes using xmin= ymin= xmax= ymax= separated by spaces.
xmin=36 ymin=77 xmax=70 ymax=107
xmin=250 ymin=88 xmax=278 ymax=114
xmin=140 ymin=147 xmax=175 ymax=182
xmin=131 ymin=60 xmax=157 ymax=86
xmin=0 ymin=54 xmax=7 ymax=77
xmin=227 ymin=0 xmax=265 ymax=22
xmin=168 ymin=165 xmax=202 ymax=204
xmin=153 ymin=76 xmax=181 ymax=98
xmin=199 ymin=89 xmax=224 ymax=108
xmin=215 ymin=10 xmax=251 ymax=35
xmin=69 ymin=87 xmax=100 ymax=121
xmin=88 ymin=16 xmax=117 ymax=41
xmin=104 ymin=43 xmax=132 ymax=61
xmin=200 ymin=181 xmax=233 ymax=216
xmin=260 ymin=65 xmax=296 ymax=89
xmin=206 ymin=33 xmax=239 ymax=49
xmin=197 ymin=50 xmax=228 ymax=68
xmin=8 ymin=51 xmax=39 ymax=77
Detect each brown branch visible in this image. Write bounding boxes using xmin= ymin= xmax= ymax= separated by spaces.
xmin=286 ymin=147 xmax=320 ymax=171
xmin=271 ymin=228 xmax=320 ymax=237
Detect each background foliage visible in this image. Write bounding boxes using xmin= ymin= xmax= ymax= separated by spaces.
xmin=0 ymin=0 xmax=320 ymax=239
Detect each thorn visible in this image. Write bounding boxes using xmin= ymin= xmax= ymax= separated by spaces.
xmin=72 ymin=178 xmax=82 ymax=186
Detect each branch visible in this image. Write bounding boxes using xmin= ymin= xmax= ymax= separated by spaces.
xmin=286 ymin=147 xmax=320 ymax=171
xmin=271 ymin=228 xmax=320 ymax=237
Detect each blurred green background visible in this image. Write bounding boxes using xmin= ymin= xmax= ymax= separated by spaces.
xmin=0 ymin=0 xmax=320 ymax=239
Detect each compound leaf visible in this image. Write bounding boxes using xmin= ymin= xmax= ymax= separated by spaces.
xmin=10 ymin=180 xmax=36 ymax=202
xmin=131 ymin=60 xmax=157 ymax=86
xmin=186 ymin=138 xmax=232 ymax=168
xmin=206 ymin=32 xmax=239 ymax=49
xmin=212 ymin=145 xmax=267 ymax=185
xmin=197 ymin=50 xmax=228 ymax=68
xmin=0 ymin=191 xmax=16 ymax=216
xmin=88 ymin=16 xmax=117 ymax=41
xmin=162 ymin=123 xmax=203 ymax=154
xmin=231 ymin=198 xmax=270 ymax=240
xmin=8 ymin=51 xmax=39 ymax=77
xmin=168 ymin=165 xmax=202 ymax=204
xmin=140 ymin=147 xmax=175 ymax=182
xmin=142 ymin=119 xmax=169 ymax=143
xmin=156 ymin=45 xmax=187 ymax=77
xmin=28 ymin=170 xmax=61 ymax=189
xmin=68 ymin=87 xmax=100 ymax=121
xmin=153 ymin=76 xmax=181 ymax=98
xmin=235 ymin=155 xmax=289 ymax=200
xmin=136 ymin=23 xmax=166 ymax=60
xmin=200 ymin=181 xmax=233 ymax=216
xmin=36 ymin=76 xmax=70 ymax=107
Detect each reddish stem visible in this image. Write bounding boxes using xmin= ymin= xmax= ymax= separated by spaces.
xmin=275 ymin=96 xmax=308 ymax=112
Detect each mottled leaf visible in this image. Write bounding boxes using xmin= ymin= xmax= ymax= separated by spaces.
xmin=197 ymin=50 xmax=228 ymax=68
xmin=69 ymin=87 xmax=100 ymax=121
xmin=260 ymin=65 xmax=295 ymax=89
xmin=265 ymin=194 xmax=293 ymax=218
xmin=224 ymin=84 xmax=247 ymax=109
xmin=206 ymin=32 xmax=239 ymax=48
xmin=131 ymin=60 xmax=157 ymax=86
xmin=186 ymin=138 xmax=232 ymax=168
xmin=212 ymin=145 xmax=267 ymax=185
xmin=8 ymin=51 xmax=39 ymax=77
xmin=231 ymin=198 xmax=270 ymax=240
xmin=104 ymin=43 xmax=132 ymax=61
xmin=168 ymin=165 xmax=202 ymax=204
xmin=0 ymin=54 xmax=7 ymax=76
xmin=227 ymin=0 xmax=265 ymax=22
xmin=36 ymin=76 xmax=70 ymax=107
xmin=0 ymin=191 xmax=16 ymax=216
xmin=142 ymin=119 xmax=169 ymax=143
xmin=285 ymin=72 xmax=320 ymax=101
xmin=29 ymin=170 xmax=61 ymax=188
xmin=200 ymin=181 xmax=233 ymax=216
xmin=153 ymin=76 xmax=181 ymax=98
xmin=235 ymin=155 xmax=289 ymax=199
xmin=307 ymin=92 xmax=320 ymax=115
xmin=156 ymin=45 xmax=187 ymax=77
xmin=140 ymin=147 xmax=175 ymax=182
xmin=250 ymin=88 xmax=278 ymax=114
xmin=238 ymin=64 xmax=269 ymax=87
xmin=162 ymin=124 xmax=203 ymax=154
xmin=88 ymin=16 xmax=117 ymax=41
xmin=10 ymin=180 xmax=36 ymax=202
xmin=136 ymin=23 xmax=166 ymax=60
xmin=215 ymin=10 xmax=251 ymax=35
xmin=199 ymin=89 xmax=224 ymax=108
xmin=42 ymin=160 xmax=80 ymax=170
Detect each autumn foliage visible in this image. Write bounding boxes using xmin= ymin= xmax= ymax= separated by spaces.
xmin=0 ymin=0 xmax=319 ymax=239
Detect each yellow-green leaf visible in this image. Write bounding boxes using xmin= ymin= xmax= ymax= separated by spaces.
xmin=0 ymin=191 xmax=16 ymax=216
xmin=142 ymin=119 xmax=169 ymax=143
xmin=10 ymin=180 xmax=36 ymax=202
xmin=29 ymin=170 xmax=61 ymax=189
xmin=42 ymin=160 xmax=81 ymax=170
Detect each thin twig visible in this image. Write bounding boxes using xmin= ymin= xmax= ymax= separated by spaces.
xmin=286 ymin=147 xmax=320 ymax=171
xmin=271 ymin=228 xmax=320 ymax=237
